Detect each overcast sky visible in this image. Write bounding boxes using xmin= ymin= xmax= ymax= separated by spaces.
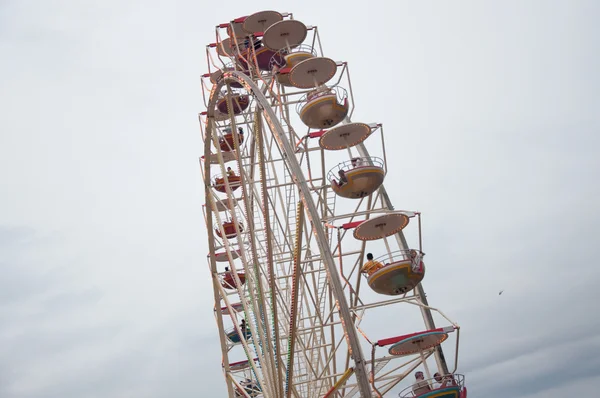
xmin=1 ymin=0 xmax=599 ymax=397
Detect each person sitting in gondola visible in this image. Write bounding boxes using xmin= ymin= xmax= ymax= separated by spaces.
xmin=219 ymin=127 xmax=230 ymax=144
xmin=442 ymin=374 xmax=457 ymax=387
xmin=227 ymin=167 xmax=236 ymax=178
xmin=337 ymin=169 xmax=348 ymax=186
xmin=412 ymin=371 xmax=432 ymax=396
xmin=243 ymin=35 xmax=262 ymax=51
xmin=238 ymin=126 xmax=244 ymax=137
xmin=240 ymin=319 xmax=247 ymax=336
xmin=361 ymin=253 xmax=384 ymax=276
xmin=222 ymin=266 xmax=234 ymax=288
xmin=351 ymin=158 xmax=363 ymax=168
xmin=409 ymin=249 xmax=424 ymax=273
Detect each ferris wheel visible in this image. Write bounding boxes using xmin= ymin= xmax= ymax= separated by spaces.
xmin=199 ymin=10 xmax=468 ymax=398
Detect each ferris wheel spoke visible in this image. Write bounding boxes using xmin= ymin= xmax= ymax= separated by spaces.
xmin=284 ymin=199 xmax=304 ymax=397
xmin=254 ymin=107 xmax=287 ymax=397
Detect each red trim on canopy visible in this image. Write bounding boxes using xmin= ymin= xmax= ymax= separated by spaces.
xmin=377 ymin=327 xmax=454 ymax=347
xmin=208 ymin=43 xmax=217 ymax=48
xmin=308 ymin=130 xmax=326 ymax=138
xmin=228 ymin=358 xmax=258 ymax=367
xmin=233 ymin=16 xmax=247 ymax=23
xmin=254 ymin=31 xmax=264 ymax=37
xmin=218 ymin=23 xmax=229 ymax=28
xmin=279 ymin=67 xmax=292 ymax=74
xmin=220 ymin=303 xmax=242 ymax=312
xmin=342 ymin=221 xmax=363 ymax=230
xmin=202 ymin=73 xmax=210 ymax=78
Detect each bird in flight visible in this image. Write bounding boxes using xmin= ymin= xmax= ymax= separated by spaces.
xmin=499 ymin=290 xmax=504 ymax=295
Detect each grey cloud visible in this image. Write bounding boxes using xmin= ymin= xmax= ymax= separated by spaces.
xmin=0 ymin=226 xmax=36 ymax=246
xmin=0 ymin=228 xmax=72 ymax=305
xmin=469 ymin=334 xmax=600 ymax=397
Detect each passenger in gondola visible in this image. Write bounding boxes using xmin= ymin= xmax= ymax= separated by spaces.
xmin=243 ymin=35 xmax=262 ymax=51
xmin=442 ymin=374 xmax=457 ymax=387
xmin=238 ymin=126 xmax=244 ymax=137
xmin=409 ymin=249 xmax=424 ymax=273
xmin=240 ymin=319 xmax=247 ymax=336
xmin=351 ymin=158 xmax=363 ymax=168
xmin=361 ymin=253 xmax=384 ymax=276
xmin=433 ymin=372 xmax=443 ymax=389
xmin=227 ymin=167 xmax=236 ymax=178
xmin=338 ymin=169 xmax=348 ymax=186
xmin=222 ymin=266 xmax=233 ymax=288
xmin=412 ymin=371 xmax=432 ymax=396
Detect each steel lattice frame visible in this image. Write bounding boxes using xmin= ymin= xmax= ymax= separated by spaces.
xmin=199 ymin=12 xmax=461 ymax=398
